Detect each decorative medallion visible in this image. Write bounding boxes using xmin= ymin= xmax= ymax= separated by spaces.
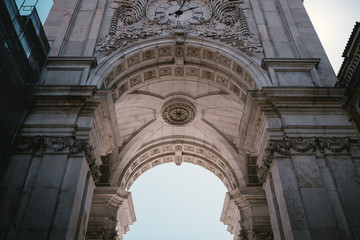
xmin=162 ymin=99 xmax=196 ymax=126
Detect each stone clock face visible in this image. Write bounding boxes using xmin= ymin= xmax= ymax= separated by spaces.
xmin=147 ymin=0 xmax=212 ymax=26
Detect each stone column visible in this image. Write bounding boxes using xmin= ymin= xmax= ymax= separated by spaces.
xmin=250 ymin=87 xmax=360 ymax=240
xmin=259 ymin=137 xmax=357 ymax=240
xmin=221 ymin=187 xmax=273 ymax=240
xmin=0 ymin=86 xmax=106 ymax=239
xmin=86 ymin=187 xmax=136 ymax=240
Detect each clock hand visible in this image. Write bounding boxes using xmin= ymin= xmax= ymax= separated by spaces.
xmin=168 ymin=7 xmax=198 ymax=16
xmin=168 ymin=1 xmax=190 ymax=17
xmin=178 ymin=1 xmax=186 ymax=12
xmin=178 ymin=7 xmax=198 ymax=13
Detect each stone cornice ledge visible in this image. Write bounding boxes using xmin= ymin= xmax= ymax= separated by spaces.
xmin=250 ymin=87 xmax=346 ymax=106
xmin=261 ymin=58 xmax=321 ymax=70
xmin=33 ymin=86 xmax=110 ymax=108
xmin=46 ymin=56 xmax=98 ymax=68
xmin=36 ymin=85 xmax=97 ymax=97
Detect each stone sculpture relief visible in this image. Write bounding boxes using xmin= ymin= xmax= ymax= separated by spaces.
xmin=86 ymin=223 xmax=118 ymax=240
xmin=96 ymin=0 xmax=263 ymax=58
xmin=257 ymin=137 xmax=351 ymax=183
xmin=13 ymin=135 xmax=102 ymax=182
xmin=239 ymin=226 xmax=273 ymax=240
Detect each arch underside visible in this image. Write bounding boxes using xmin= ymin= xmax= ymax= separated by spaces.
xmin=120 ymin=140 xmax=240 ymax=191
xmin=89 ymin=37 xmax=270 ymax=190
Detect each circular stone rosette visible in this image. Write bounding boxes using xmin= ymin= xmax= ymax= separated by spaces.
xmin=162 ymin=100 xmax=196 ymax=126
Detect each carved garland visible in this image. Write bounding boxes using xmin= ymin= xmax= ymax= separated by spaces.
xmin=257 ymin=137 xmax=350 ymax=183
xmin=13 ymin=135 xmax=101 ymax=182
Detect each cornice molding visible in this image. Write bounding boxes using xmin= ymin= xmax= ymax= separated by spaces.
xmin=46 ymin=56 xmax=98 ymax=68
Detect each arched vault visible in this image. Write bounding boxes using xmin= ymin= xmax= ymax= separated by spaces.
xmin=87 ymin=37 xmax=271 ymax=189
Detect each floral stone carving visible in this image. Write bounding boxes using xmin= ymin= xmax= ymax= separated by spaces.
xmin=95 ymin=0 xmax=263 ymax=58
xmin=13 ymin=135 xmax=101 ymax=183
xmin=257 ymin=136 xmax=351 ymax=183
xmin=162 ymin=100 xmax=196 ymax=126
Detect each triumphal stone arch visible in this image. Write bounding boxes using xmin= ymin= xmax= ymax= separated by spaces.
xmin=1 ymin=0 xmax=360 ymax=239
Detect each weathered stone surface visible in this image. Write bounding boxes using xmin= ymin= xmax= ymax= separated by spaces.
xmin=1 ymin=0 xmax=360 ymax=240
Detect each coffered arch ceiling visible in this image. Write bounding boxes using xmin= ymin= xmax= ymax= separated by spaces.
xmin=88 ymin=38 xmax=270 ymax=188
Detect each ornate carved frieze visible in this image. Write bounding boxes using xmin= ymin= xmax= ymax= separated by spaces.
xmin=86 ymin=221 xmax=118 ymax=240
xmin=257 ymin=137 xmax=351 ymax=183
xmin=86 ymin=225 xmax=106 ymax=239
xmin=13 ymin=135 xmax=45 ymax=152
xmin=238 ymin=226 xmax=273 ymax=240
xmin=269 ymin=137 xmax=350 ymax=155
xmin=251 ymin=226 xmax=273 ymax=240
xmin=96 ymin=0 xmax=263 ymax=57
xmin=14 ymin=135 xmax=74 ymax=152
xmin=13 ymin=135 xmax=101 ymax=182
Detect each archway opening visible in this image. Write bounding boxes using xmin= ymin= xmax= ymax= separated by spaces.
xmin=87 ymin=39 xmax=272 ymax=240
xmin=123 ymin=163 xmax=233 ymax=240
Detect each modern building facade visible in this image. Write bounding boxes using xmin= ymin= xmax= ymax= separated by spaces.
xmin=0 ymin=0 xmax=49 ymax=166
xmin=0 ymin=0 xmax=359 ymax=240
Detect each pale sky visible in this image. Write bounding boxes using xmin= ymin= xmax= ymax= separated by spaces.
xmin=34 ymin=1 xmax=360 ymax=240
xmin=304 ymin=0 xmax=360 ymax=73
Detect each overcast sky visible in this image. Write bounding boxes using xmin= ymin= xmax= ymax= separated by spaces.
xmin=34 ymin=1 xmax=360 ymax=240
xmin=304 ymin=0 xmax=360 ymax=73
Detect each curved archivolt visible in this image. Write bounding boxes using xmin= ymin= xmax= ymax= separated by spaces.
xmin=89 ymin=37 xmax=271 ymax=90
xmin=101 ymin=44 xmax=258 ymax=104
xmin=119 ymin=141 xmax=239 ymax=191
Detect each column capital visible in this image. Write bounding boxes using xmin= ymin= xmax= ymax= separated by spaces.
xmin=86 ymin=187 xmax=136 ymax=240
